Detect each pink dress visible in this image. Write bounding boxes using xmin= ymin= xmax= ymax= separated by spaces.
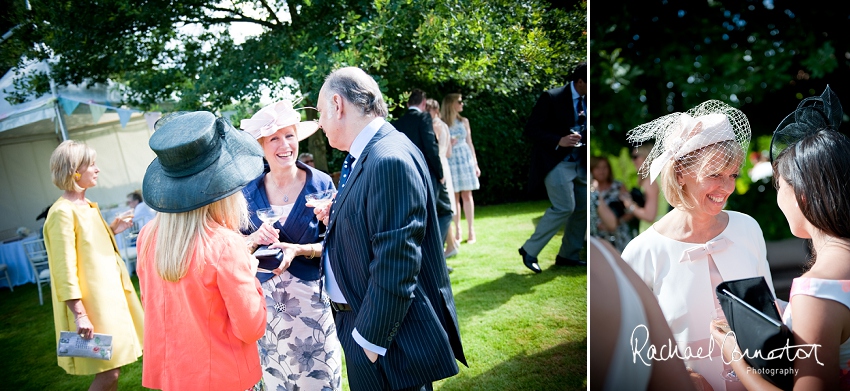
xmin=783 ymin=277 xmax=850 ymax=390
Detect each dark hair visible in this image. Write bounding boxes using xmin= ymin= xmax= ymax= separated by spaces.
xmin=589 ymin=155 xmax=612 ymax=182
xmin=773 ymin=130 xmax=850 ymax=241
xmin=570 ymin=62 xmax=587 ymax=84
xmin=408 ymin=89 xmax=427 ymax=106
xmin=128 ymin=189 xmax=143 ymax=203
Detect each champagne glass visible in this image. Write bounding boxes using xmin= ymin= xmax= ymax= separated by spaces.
xmin=256 ymin=206 xmax=285 ymax=226
xmin=305 ymin=189 xmax=337 ymax=237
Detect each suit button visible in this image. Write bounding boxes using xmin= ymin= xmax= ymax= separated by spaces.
xmin=387 ymin=337 xmax=392 ymax=341
xmin=395 ymin=322 xmax=400 ymax=327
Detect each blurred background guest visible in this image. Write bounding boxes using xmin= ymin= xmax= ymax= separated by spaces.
xmin=43 ymin=140 xmax=144 ymax=391
xmin=427 ymin=97 xmax=460 ymax=258
xmin=240 ymin=100 xmax=342 ymax=391
xmin=126 ymin=189 xmax=157 ymax=229
xmin=137 ymin=112 xmax=267 ymax=391
xmin=590 ymin=155 xmax=634 ymax=252
xmin=297 ymin=152 xmax=315 ymax=168
xmin=621 ymin=143 xmax=666 ymax=234
xmin=442 ymin=93 xmax=481 ymax=244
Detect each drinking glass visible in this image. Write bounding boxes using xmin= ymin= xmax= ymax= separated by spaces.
xmin=256 ymin=206 xmax=285 ymax=225
xmin=711 ymin=308 xmax=746 ymax=390
xmin=571 ymin=127 xmax=584 ymax=147
xmin=305 ymin=190 xmax=337 ymax=237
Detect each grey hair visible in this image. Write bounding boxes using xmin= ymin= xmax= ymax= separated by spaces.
xmin=323 ymin=67 xmax=388 ymax=117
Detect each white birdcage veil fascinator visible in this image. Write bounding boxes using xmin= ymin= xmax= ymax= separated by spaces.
xmin=627 ymin=100 xmax=751 ymax=183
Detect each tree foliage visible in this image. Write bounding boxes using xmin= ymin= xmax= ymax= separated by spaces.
xmin=591 ymin=0 xmax=850 ymax=157
xmin=2 ymin=0 xmax=585 ymax=204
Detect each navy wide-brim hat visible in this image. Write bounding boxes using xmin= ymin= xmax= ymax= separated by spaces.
xmin=143 ymin=111 xmax=264 ymax=213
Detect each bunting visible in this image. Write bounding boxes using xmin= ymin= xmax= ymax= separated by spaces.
xmin=54 ymin=96 xmax=155 ymax=129
xmin=116 ymin=108 xmax=133 ymax=128
xmin=89 ymin=104 xmax=107 ymax=124
xmin=58 ymin=97 xmax=80 ymax=116
xmin=144 ymin=112 xmax=162 ymax=132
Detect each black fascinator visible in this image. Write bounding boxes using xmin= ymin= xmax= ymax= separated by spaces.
xmin=770 ymin=85 xmax=843 ymax=163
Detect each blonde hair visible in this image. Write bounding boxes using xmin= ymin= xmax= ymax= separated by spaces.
xmin=425 ymin=98 xmax=440 ymax=115
xmin=661 ymin=140 xmax=744 ymax=209
xmin=49 ymin=140 xmax=97 ymax=192
xmin=138 ymin=192 xmax=249 ymax=282
xmin=441 ymin=93 xmax=464 ymax=125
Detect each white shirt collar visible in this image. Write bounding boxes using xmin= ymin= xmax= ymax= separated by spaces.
xmin=348 ymin=117 xmax=386 ymax=169
xmin=409 ymin=106 xmax=422 ymax=112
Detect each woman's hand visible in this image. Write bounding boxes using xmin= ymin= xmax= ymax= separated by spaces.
xmin=110 ymin=215 xmax=134 ymax=234
xmin=474 ymin=164 xmax=481 ymax=177
xmin=250 ymin=223 xmax=279 ymax=246
xmin=686 ymin=368 xmax=715 ymax=391
xmin=268 ymin=242 xmax=298 ymax=274
xmin=710 ymin=318 xmax=738 ymax=363
xmin=66 ymin=299 xmax=94 ymax=339
xmin=75 ymin=314 xmax=94 ymax=339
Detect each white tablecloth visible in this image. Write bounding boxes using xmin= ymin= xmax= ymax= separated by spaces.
xmin=0 ymin=236 xmax=38 ymax=288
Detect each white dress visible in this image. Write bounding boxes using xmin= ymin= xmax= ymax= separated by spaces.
xmin=621 ymin=211 xmax=776 ymax=391
xmin=591 ymin=238 xmax=652 ymax=391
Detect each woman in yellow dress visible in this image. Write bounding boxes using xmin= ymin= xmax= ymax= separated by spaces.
xmin=43 ymin=140 xmax=144 ymax=391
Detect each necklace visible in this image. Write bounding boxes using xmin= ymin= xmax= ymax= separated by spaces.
xmin=267 ymin=173 xmax=298 ymax=204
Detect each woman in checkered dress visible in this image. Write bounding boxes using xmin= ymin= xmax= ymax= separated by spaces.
xmin=442 ymin=93 xmax=481 ymax=244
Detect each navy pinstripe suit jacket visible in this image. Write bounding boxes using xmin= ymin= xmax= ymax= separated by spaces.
xmin=325 ymin=122 xmax=467 ymax=389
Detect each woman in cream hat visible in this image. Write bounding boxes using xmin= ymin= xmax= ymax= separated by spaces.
xmin=137 ymin=112 xmax=268 ymax=391
xmin=239 ymin=100 xmax=342 ymax=391
xmin=621 ymin=100 xmax=776 ymax=391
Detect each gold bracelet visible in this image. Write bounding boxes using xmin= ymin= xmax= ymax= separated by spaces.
xmin=75 ymin=314 xmax=88 ymax=320
xmin=308 ymin=245 xmax=317 ymax=259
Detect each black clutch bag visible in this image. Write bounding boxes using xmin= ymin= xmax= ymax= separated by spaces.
xmin=716 ymin=277 xmax=794 ymax=391
xmin=253 ymin=245 xmax=283 ymax=272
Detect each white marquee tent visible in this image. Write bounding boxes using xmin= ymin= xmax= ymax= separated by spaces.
xmin=0 ymin=61 xmax=158 ymax=239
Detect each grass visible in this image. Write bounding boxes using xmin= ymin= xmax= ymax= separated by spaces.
xmin=0 ymin=200 xmax=587 ymax=390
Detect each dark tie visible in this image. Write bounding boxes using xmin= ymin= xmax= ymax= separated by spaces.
xmin=339 ymin=154 xmax=356 ymax=190
xmin=567 ymin=97 xmax=586 ymax=163
xmin=576 ymin=97 xmax=586 ymax=126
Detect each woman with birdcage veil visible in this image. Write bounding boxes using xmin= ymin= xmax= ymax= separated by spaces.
xmin=621 ymin=100 xmax=777 ymax=391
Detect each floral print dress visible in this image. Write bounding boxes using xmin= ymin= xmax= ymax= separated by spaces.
xmin=258 ymin=273 xmax=341 ymax=391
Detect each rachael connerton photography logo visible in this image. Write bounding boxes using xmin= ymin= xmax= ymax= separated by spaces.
xmin=629 ymin=325 xmax=824 ymax=367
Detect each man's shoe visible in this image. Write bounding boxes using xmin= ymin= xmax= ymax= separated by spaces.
xmin=519 ymin=247 xmax=542 ymax=274
xmin=555 ymin=255 xmax=586 ymax=266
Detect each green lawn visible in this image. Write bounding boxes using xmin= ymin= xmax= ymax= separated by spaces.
xmin=0 ymin=200 xmax=587 ymax=390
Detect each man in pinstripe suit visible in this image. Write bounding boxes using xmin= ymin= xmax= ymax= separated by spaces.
xmin=315 ymin=67 xmax=466 ymax=391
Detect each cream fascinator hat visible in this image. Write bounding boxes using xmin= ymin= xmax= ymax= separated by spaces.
xmin=239 ymin=99 xmax=319 ymax=141
xmin=627 ymin=100 xmax=751 ymax=184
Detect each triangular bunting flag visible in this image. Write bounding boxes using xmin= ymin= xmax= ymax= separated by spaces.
xmin=144 ymin=112 xmax=162 ymax=132
xmin=59 ymin=97 xmax=80 ymax=116
xmin=116 ymin=109 xmax=133 ymax=128
xmin=89 ymin=104 xmax=107 ymax=124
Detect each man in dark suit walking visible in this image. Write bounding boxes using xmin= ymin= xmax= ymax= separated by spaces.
xmin=314 ymin=67 xmax=466 ymax=391
xmin=391 ymin=89 xmax=454 ymax=251
xmin=519 ymin=62 xmax=588 ymax=273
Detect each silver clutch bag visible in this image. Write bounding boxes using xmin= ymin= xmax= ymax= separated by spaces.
xmin=57 ymin=331 xmax=113 ymax=360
